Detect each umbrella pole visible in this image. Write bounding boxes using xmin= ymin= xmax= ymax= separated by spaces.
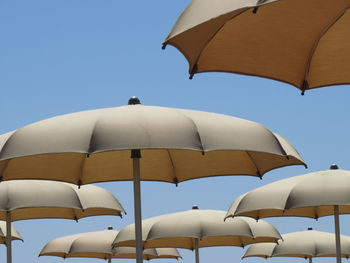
xmin=195 ymin=238 xmax=200 ymax=263
xmin=108 ymin=254 xmax=112 ymax=263
xmin=334 ymin=205 xmax=341 ymax=263
xmin=132 ymin=149 xmax=143 ymax=263
xmin=6 ymin=211 xmax=12 ymax=263
xmin=309 ymin=257 xmax=312 ymax=263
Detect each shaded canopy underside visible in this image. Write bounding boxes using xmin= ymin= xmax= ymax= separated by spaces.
xmin=165 ymin=0 xmax=350 ymax=92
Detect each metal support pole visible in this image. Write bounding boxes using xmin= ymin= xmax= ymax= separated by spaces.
xmin=6 ymin=211 xmax=12 ymax=263
xmin=132 ymin=149 xmax=143 ymax=263
xmin=195 ymin=238 xmax=200 ymax=263
xmin=334 ymin=205 xmax=341 ymax=263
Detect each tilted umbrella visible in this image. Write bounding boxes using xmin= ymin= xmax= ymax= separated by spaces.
xmin=226 ymin=165 xmax=350 ymax=263
xmin=39 ymin=227 xmax=181 ymax=263
xmin=163 ymin=0 xmax=350 ymax=94
xmin=0 ymin=180 xmax=125 ymax=263
xmin=113 ymin=207 xmax=282 ymax=263
xmin=243 ymin=228 xmax=350 ymax=263
xmin=0 ymin=221 xmax=22 ymax=244
xmin=0 ymin=97 xmax=305 ymax=263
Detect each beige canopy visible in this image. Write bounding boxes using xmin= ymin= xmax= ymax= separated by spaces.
xmin=163 ymin=0 xmax=350 ymax=94
xmin=113 ymin=209 xmax=281 ymax=248
xmin=0 ymin=180 xmax=125 ymax=221
xmin=226 ymin=166 xmax=350 ymax=263
xmin=40 ymin=229 xmax=181 ymax=263
xmin=0 ymin=180 xmax=125 ymax=263
xmin=243 ymin=229 xmax=350 ymax=260
xmin=0 ymin=103 xmax=305 ymax=184
xmin=0 ymin=221 xmax=22 ymax=244
xmin=114 ymin=208 xmax=281 ymax=263
xmin=226 ymin=167 xmax=350 ymax=219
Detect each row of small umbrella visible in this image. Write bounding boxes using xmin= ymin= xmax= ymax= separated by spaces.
xmin=40 ymin=227 xmax=181 ymax=263
xmin=244 ymin=228 xmax=350 ymax=261
xmin=37 ymin=207 xmax=350 ymax=263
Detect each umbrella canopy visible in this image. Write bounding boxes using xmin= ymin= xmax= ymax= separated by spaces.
xmin=243 ymin=228 xmax=350 ymax=260
xmin=163 ymin=0 xmax=350 ymax=94
xmin=0 ymin=101 xmax=305 ymax=183
xmin=0 ymin=180 xmax=125 ymax=221
xmin=0 ymin=98 xmax=305 ymax=263
xmin=0 ymin=221 xmax=22 ymax=243
xmin=114 ymin=208 xmax=281 ymax=263
xmin=0 ymin=180 xmax=125 ymax=263
xmin=226 ymin=165 xmax=350 ymax=263
xmin=40 ymin=228 xmax=181 ymax=263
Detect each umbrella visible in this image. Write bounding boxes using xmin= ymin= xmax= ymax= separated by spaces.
xmin=0 ymin=180 xmax=125 ymax=263
xmin=0 ymin=97 xmax=305 ymax=263
xmin=0 ymin=221 xmax=22 ymax=244
xmin=39 ymin=227 xmax=181 ymax=263
xmin=163 ymin=0 xmax=350 ymax=94
xmin=113 ymin=207 xmax=282 ymax=263
xmin=226 ymin=164 xmax=350 ymax=263
xmin=243 ymin=228 xmax=350 ymax=263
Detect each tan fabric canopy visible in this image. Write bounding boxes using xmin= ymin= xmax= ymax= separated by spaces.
xmin=0 ymin=103 xmax=305 ymax=184
xmin=226 ymin=168 xmax=350 ymax=219
xmin=40 ymin=229 xmax=181 ymax=260
xmin=0 ymin=180 xmax=125 ymax=221
xmin=243 ymin=229 xmax=350 ymax=259
xmin=0 ymin=221 xmax=22 ymax=244
xmin=164 ymin=0 xmax=350 ymax=94
xmin=113 ymin=209 xmax=281 ymax=249
xmin=114 ymin=209 xmax=281 ymax=263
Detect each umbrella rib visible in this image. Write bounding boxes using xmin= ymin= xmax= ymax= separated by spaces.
xmin=302 ymin=4 xmax=350 ymax=93
xmin=189 ymin=7 xmax=249 ymax=78
xmin=271 ymin=133 xmax=289 ymax=159
xmin=166 ymin=149 xmax=178 ymax=185
xmin=178 ymin=113 xmax=205 ymax=152
xmin=245 ymin=151 xmax=262 ymax=178
xmin=71 ymin=208 xmax=79 ymax=222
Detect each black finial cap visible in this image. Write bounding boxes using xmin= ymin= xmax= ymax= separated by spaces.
xmin=192 ymin=205 xmax=199 ymax=210
xmin=128 ymin=96 xmax=141 ymax=105
xmin=330 ymin=164 xmax=339 ymax=170
xmin=108 ymin=226 xmax=113 ymax=230
xmin=307 ymin=227 xmax=313 ymax=230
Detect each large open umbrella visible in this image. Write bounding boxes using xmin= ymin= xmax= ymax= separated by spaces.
xmin=226 ymin=165 xmax=350 ymax=263
xmin=40 ymin=227 xmax=181 ymax=263
xmin=163 ymin=0 xmax=350 ymax=94
xmin=113 ymin=207 xmax=282 ymax=263
xmin=243 ymin=228 xmax=350 ymax=263
xmin=0 ymin=97 xmax=305 ymax=263
xmin=0 ymin=180 xmax=125 ymax=263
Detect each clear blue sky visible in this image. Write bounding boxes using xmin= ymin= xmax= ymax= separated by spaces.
xmin=1 ymin=1 xmax=350 ymax=263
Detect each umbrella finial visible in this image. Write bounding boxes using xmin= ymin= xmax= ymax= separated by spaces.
xmin=128 ymin=96 xmax=141 ymax=105
xmin=108 ymin=226 xmax=113 ymax=230
xmin=330 ymin=164 xmax=339 ymax=170
xmin=307 ymin=227 xmax=313 ymax=230
xmin=192 ymin=205 xmax=199 ymax=210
